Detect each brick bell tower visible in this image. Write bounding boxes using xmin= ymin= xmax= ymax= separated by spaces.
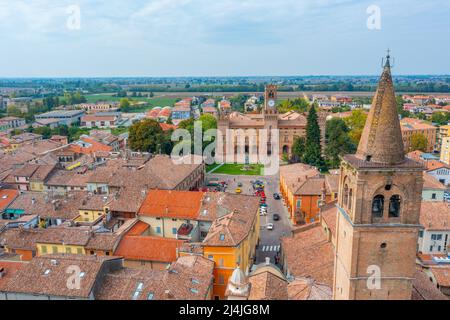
xmin=333 ymin=52 xmax=424 ymax=300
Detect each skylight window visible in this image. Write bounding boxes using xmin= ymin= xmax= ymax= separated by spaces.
xmin=132 ymin=282 xmax=144 ymax=300
xmin=190 ymin=288 xmax=199 ymax=294
xmin=192 ymin=279 xmax=200 ymax=285
xmin=80 ymin=272 xmax=86 ymax=278
xmin=147 ymin=292 xmax=154 ymax=300
xmin=219 ymin=234 xmax=225 ymax=241
xmin=44 ymin=269 xmax=51 ymax=275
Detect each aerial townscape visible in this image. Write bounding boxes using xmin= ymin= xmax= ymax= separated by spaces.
xmin=0 ymin=1 xmax=450 ymax=307
xmin=1 ymin=53 xmax=450 ymax=301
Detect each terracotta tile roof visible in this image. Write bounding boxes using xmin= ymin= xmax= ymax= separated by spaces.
xmin=1 ymin=254 xmax=120 ymax=298
xmin=29 ymin=164 xmax=56 ymax=182
xmin=85 ymin=233 xmax=120 ymax=252
xmin=406 ymin=150 xmax=425 ymax=162
xmin=0 ymin=189 xmax=19 ymax=212
xmin=426 ymin=160 xmax=450 ymax=171
xmin=325 ymin=174 xmax=339 ymax=194
xmin=203 ymin=196 xmax=259 ymax=247
xmin=281 ymin=223 xmax=334 ymax=287
xmin=420 ymin=202 xmax=450 ymax=230
xmin=295 ymin=176 xmax=328 ymax=196
xmin=37 ymin=226 xmax=93 ymax=246
xmin=279 ymin=163 xmax=320 ymax=192
xmin=79 ymin=194 xmax=112 ymax=211
xmin=287 ymin=277 xmax=332 ymax=300
xmin=423 ymin=172 xmax=446 ymax=190
xmin=69 ymin=137 xmax=113 ymax=155
xmin=0 ymin=228 xmax=43 ymax=251
xmin=96 ymin=255 xmax=214 ymax=300
xmin=126 ymin=221 xmax=150 ymax=236
xmin=46 ymin=169 xmax=94 ymax=188
xmin=109 ymin=187 xmax=148 ymax=214
xmin=430 ymin=266 xmax=450 ymax=287
xmin=412 ymin=266 xmax=448 ymax=300
xmin=198 ymin=192 xmax=258 ymax=222
xmin=6 ymin=191 xmax=88 ymax=220
xmin=114 ymin=235 xmax=183 ymax=263
xmin=0 ymin=260 xmax=26 ymax=291
xmin=139 ymin=190 xmax=204 ymax=220
xmin=248 ymin=267 xmax=288 ymax=300
xmin=401 ymin=118 xmax=437 ymax=131
xmin=13 ymin=164 xmax=39 ymax=178
xmin=159 ymin=123 xmax=178 ymax=132
xmin=145 ymin=155 xmax=204 ymax=189
xmin=321 ymin=203 xmax=337 ymax=237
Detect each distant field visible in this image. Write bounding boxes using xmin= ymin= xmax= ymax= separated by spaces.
xmin=84 ymin=94 xmax=179 ymax=107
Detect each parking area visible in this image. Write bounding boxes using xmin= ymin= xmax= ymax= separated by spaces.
xmin=206 ymin=173 xmax=292 ymax=266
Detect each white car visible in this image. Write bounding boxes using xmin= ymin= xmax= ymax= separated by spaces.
xmin=266 ymin=223 xmax=274 ymax=230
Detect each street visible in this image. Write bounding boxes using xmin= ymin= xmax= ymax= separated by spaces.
xmin=207 ymin=172 xmax=292 ymax=266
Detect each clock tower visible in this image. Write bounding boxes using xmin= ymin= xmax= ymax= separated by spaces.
xmin=264 ymin=85 xmax=277 ymax=113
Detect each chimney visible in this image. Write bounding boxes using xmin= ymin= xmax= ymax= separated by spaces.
xmin=164 ymin=289 xmax=173 ymax=299
xmin=31 ymin=197 xmax=36 ymax=205
xmin=0 ymin=267 xmax=5 ymax=279
xmin=265 ymin=257 xmax=270 ymax=266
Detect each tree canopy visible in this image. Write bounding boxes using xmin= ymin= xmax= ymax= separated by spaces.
xmin=324 ymin=118 xmax=356 ymax=168
xmin=303 ymin=106 xmax=326 ymax=170
xmin=410 ymin=132 xmax=428 ymax=152
xmin=344 ymin=109 xmax=368 ymax=145
xmin=129 ymin=119 xmax=172 ymax=154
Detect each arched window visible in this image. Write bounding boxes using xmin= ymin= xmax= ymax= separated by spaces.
xmin=372 ymin=195 xmax=384 ymax=218
xmin=348 ymin=189 xmax=353 ymax=210
xmin=343 ymin=184 xmax=349 ymax=208
xmin=389 ymin=195 xmax=401 ymax=218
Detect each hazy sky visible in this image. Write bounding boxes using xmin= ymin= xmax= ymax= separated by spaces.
xmin=0 ymin=0 xmax=449 ymax=77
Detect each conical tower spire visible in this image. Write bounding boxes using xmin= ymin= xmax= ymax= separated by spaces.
xmin=356 ymin=51 xmax=405 ymax=165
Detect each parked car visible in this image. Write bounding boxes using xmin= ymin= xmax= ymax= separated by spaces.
xmin=238 ymin=182 xmax=243 ymax=187
xmin=266 ymin=223 xmax=274 ymax=230
xmin=273 ymin=214 xmax=281 ymax=221
xmin=273 ymin=193 xmax=281 ymax=200
xmin=235 ymin=188 xmax=242 ymax=194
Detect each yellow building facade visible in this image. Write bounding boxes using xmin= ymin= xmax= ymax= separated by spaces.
xmin=200 ymin=213 xmax=260 ymax=299
xmin=36 ymin=243 xmax=85 ymax=256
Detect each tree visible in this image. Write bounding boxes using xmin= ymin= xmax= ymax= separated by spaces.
xmin=7 ymin=105 xmax=23 ymax=117
xmin=178 ymin=114 xmax=217 ymax=154
xmin=344 ymin=109 xmax=368 ymax=145
xmin=291 ymin=136 xmax=306 ymax=163
xmin=324 ymin=119 xmax=356 ymax=168
xmin=303 ymin=106 xmax=325 ymax=170
xmin=431 ymin=112 xmax=450 ymax=126
xmin=33 ymin=126 xmax=52 ymax=139
xmin=277 ymin=98 xmax=310 ymax=113
xmin=129 ymin=119 xmax=169 ymax=153
xmin=119 ymin=98 xmax=131 ymax=112
xmin=410 ymin=133 xmax=428 ymax=152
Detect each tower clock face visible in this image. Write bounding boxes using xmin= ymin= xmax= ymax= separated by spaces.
xmin=268 ymin=99 xmax=275 ymax=108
